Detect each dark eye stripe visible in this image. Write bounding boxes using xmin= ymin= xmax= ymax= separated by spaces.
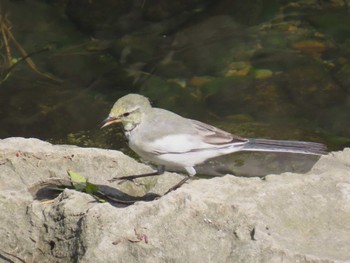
xmin=119 ymin=106 xmax=139 ymax=118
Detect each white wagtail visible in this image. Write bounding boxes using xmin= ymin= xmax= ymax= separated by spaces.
xmin=101 ymin=94 xmax=327 ymax=191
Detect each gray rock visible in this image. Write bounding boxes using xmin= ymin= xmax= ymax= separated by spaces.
xmin=0 ymin=137 xmax=349 ymax=263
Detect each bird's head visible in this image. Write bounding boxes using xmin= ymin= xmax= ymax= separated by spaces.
xmin=101 ymin=94 xmax=152 ymax=131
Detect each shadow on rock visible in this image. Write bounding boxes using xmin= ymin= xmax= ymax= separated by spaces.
xmin=28 ymin=178 xmax=161 ymax=207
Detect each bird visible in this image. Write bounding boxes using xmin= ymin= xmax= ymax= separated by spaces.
xmin=101 ymin=93 xmax=327 ymax=192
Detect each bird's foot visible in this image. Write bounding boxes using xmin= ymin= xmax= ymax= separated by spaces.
xmin=108 ymin=170 xmax=162 ymax=186
xmin=108 ymin=176 xmax=143 ymax=186
xmin=163 ymin=176 xmax=190 ymax=195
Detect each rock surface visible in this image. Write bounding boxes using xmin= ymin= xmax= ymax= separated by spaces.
xmin=0 ymin=137 xmax=349 ymax=263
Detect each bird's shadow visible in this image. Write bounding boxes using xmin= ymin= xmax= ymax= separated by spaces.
xmin=28 ymin=153 xmax=322 ymax=207
xmin=28 ymin=178 xmax=160 ymax=207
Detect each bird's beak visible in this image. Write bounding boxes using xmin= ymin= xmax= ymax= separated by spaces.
xmin=100 ymin=116 xmax=121 ymax=129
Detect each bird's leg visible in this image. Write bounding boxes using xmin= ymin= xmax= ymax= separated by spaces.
xmin=163 ymin=175 xmax=191 ymax=195
xmin=108 ymin=165 xmax=165 ymax=185
xmin=161 ymin=166 xmax=194 ymax=194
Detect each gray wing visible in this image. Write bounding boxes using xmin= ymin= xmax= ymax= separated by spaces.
xmin=136 ymin=109 xmax=247 ymax=154
xmin=190 ymin=119 xmax=248 ymax=145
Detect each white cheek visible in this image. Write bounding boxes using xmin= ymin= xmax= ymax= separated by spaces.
xmin=123 ymin=121 xmax=135 ymax=131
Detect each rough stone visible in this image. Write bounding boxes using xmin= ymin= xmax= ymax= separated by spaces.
xmin=0 ymin=137 xmax=349 ymax=262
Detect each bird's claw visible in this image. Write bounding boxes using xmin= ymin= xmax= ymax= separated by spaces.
xmin=108 ymin=177 xmax=144 ymax=186
xmin=107 ymin=177 xmax=120 ymax=183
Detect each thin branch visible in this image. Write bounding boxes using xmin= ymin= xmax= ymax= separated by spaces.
xmin=0 ymin=9 xmax=62 ymax=83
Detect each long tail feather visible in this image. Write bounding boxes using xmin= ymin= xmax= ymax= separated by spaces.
xmin=241 ymin=138 xmax=327 ymax=155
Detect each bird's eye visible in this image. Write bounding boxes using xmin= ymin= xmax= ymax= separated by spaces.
xmin=122 ymin=112 xmax=130 ymax=117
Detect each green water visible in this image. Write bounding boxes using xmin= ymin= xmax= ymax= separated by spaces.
xmin=0 ymin=0 xmax=349 ymax=163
